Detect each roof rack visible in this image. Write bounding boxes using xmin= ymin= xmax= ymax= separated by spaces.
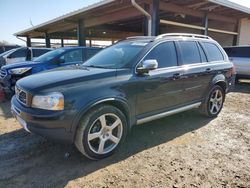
xmin=155 ymin=33 xmax=212 ymax=40
xmin=126 ymin=36 xmax=155 ymax=40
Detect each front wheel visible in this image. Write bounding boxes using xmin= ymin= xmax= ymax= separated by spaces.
xmin=75 ymin=105 xmax=127 ymax=160
xmin=200 ymin=85 xmax=225 ymax=117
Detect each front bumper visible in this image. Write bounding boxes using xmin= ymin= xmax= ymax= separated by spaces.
xmin=11 ymin=96 xmax=75 ymax=143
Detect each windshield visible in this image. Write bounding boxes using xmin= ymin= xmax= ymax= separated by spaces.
xmin=83 ymin=42 xmax=146 ymax=69
xmin=34 ymin=49 xmax=65 ymax=62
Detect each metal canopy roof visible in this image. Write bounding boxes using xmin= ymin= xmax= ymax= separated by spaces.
xmin=14 ymin=0 xmax=250 ymax=40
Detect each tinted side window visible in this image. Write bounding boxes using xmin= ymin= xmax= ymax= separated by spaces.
xmin=144 ymin=42 xmax=177 ymax=68
xmin=224 ymin=47 xmax=250 ymax=58
xmin=32 ymin=49 xmax=50 ymax=57
xmin=85 ymin=49 xmax=100 ymax=60
xmin=198 ymin=43 xmax=207 ymax=62
xmin=10 ymin=49 xmax=27 ymax=58
xmin=203 ymin=42 xmax=224 ymax=61
xmin=60 ymin=49 xmax=83 ymax=63
xmin=179 ymin=41 xmax=201 ymax=65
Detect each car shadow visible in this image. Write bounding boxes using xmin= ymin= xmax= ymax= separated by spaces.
xmin=0 ymin=108 xmax=212 ymax=188
xmin=233 ymin=81 xmax=250 ymax=94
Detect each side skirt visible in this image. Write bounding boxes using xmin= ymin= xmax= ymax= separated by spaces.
xmin=136 ymin=102 xmax=201 ymax=125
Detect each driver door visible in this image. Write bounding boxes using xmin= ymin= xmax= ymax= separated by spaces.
xmin=136 ymin=41 xmax=184 ymax=117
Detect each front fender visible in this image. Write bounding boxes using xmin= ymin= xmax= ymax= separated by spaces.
xmin=70 ymin=96 xmax=130 ymax=135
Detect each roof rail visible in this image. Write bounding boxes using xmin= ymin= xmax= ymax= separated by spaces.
xmin=155 ymin=33 xmax=212 ymax=40
xmin=126 ymin=36 xmax=154 ymax=40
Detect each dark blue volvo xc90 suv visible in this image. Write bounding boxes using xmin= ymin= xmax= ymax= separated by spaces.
xmin=11 ymin=33 xmax=235 ymax=160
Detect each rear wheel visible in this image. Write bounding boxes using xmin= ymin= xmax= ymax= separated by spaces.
xmin=200 ymin=85 xmax=225 ymax=117
xmin=75 ymin=105 xmax=127 ymax=160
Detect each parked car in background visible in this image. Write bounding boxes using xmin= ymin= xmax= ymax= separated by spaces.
xmin=0 ymin=46 xmax=101 ymax=93
xmin=224 ymin=46 xmax=250 ymax=82
xmin=0 ymin=47 xmax=52 ymax=67
xmin=11 ymin=33 xmax=235 ymax=160
xmin=0 ymin=45 xmax=20 ymax=54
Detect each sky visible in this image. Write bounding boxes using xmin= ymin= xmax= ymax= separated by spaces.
xmin=0 ymin=0 xmax=250 ymax=45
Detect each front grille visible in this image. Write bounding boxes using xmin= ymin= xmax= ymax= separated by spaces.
xmin=0 ymin=69 xmax=7 ymax=78
xmin=15 ymin=86 xmax=28 ymax=106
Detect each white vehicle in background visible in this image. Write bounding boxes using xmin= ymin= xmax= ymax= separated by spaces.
xmin=0 ymin=47 xmax=52 ymax=67
xmin=224 ymin=46 xmax=250 ymax=82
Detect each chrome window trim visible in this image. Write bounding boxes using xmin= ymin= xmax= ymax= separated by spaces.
xmin=134 ymin=39 xmax=176 ymax=74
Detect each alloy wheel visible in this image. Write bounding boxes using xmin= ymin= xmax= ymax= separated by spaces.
xmin=87 ymin=113 xmax=123 ymax=155
xmin=209 ymin=89 xmax=223 ymax=115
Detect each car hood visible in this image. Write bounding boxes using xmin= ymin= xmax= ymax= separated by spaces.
xmin=1 ymin=61 xmax=42 ymax=70
xmin=16 ymin=65 xmax=117 ymax=92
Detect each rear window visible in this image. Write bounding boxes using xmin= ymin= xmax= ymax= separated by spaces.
xmin=32 ymin=49 xmax=51 ymax=57
xmin=179 ymin=41 xmax=201 ymax=65
xmin=224 ymin=47 xmax=250 ymax=58
xmin=202 ymin=42 xmax=224 ymax=62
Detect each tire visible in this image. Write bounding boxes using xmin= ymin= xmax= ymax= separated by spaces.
xmin=200 ymin=85 xmax=225 ymax=117
xmin=75 ymin=105 xmax=127 ymax=160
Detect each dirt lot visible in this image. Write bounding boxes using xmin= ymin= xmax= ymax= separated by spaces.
xmin=0 ymin=82 xmax=249 ymax=188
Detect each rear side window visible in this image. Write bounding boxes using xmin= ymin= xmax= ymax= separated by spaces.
xmin=179 ymin=41 xmax=201 ymax=65
xmin=202 ymin=42 xmax=224 ymax=62
xmin=32 ymin=49 xmax=51 ymax=57
xmin=10 ymin=48 xmax=27 ymax=58
xmin=224 ymin=47 xmax=250 ymax=58
xmin=144 ymin=42 xmax=178 ymax=68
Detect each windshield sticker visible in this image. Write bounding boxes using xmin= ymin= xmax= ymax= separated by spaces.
xmin=131 ymin=42 xmax=148 ymax=46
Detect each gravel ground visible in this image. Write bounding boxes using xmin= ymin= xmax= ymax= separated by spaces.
xmin=0 ymin=82 xmax=249 ymax=188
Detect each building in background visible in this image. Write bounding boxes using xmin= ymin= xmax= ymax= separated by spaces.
xmin=14 ymin=0 xmax=250 ymax=48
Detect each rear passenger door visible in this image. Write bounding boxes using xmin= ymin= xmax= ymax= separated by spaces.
xmin=177 ymin=40 xmax=214 ymax=103
xmin=136 ymin=41 xmax=184 ymax=116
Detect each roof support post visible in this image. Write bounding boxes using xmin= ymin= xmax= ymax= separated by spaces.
xmin=204 ymin=13 xmax=209 ymax=36
xmin=151 ymin=0 xmax=159 ymax=36
xmin=45 ymin=32 xmax=51 ymax=48
xmin=61 ymin=39 xmax=64 ymax=47
xmin=143 ymin=4 xmax=149 ymax=36
xmin=77 ymin=19 xmax=86 ymax=46
xmin=233 ymin=20 xmax=240 ymax=45
xmin=26 ymin=37 xmax=31 ymax=47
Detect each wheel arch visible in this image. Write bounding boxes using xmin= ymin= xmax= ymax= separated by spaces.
xmin=210 ymin=74 xmax=228 ymax=93
xmin=71 ymin=97 xmax=131 ymax=138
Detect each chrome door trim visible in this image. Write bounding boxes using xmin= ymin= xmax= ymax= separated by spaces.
xmin=136 ymin=102 xmax=201 ymax=125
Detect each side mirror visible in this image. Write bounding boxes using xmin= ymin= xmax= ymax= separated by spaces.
xmin=136 ymin=59 xmax=158 ymax=74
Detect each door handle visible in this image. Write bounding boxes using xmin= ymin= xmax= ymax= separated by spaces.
xmin=173 ymin=73 xmax=181 ymax=79
xmin=206 ymin=68 xmax=212 ymax=73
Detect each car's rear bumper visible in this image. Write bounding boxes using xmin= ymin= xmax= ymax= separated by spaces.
xmin=11 ymin=96 xmax=75 ymax=143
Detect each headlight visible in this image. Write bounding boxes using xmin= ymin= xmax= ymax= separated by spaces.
xmin=31 ymin=92 xmax=64 ymax=111
xmin=9 ymin=67 xmax=32 ymax=75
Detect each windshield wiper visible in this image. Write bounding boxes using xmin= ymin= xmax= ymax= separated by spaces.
xmin=84 ymin=65 xmax=107 ymax=69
